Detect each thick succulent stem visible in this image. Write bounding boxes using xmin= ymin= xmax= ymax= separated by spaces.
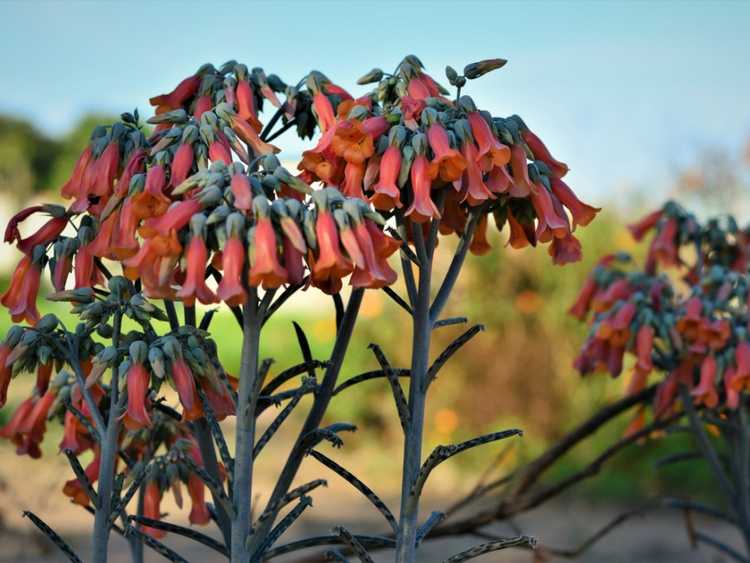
xmin=231 ymin=291 xmax=261 ymax=562
xmin=92 ymin=310 xmax=123 ymax=563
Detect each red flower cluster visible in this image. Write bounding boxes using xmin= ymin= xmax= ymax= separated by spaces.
xmin=572 ymin=201 xmax=750 ymax=429
xmin=298 ymin=57 xmax=597 ymax=263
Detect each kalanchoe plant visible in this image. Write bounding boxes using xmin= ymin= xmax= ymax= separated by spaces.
xmin=571 ymin=200 xmax=750 ymax=561
xmin=0 ymin=55 xmax=597 ymax=563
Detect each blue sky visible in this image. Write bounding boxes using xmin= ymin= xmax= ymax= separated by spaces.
xmin=1 ymin=1 xmax=749 ymax=204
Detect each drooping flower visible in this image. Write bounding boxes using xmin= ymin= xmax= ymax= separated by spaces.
xmin=249 ymin=200 xmax=288 ymax=289
xmin=217 ymin=214 xmax=247 ymax=306
xmin=149 ymin=73 xmax=201 ymax=110
xmin=176 ymin=214 xmax=218 ymax=305
xmin=427 ymin=121 xmax=466 ymax=182
xmin=468 ymin=112 xmax=510 ymax=172
xmin=63 ymin=451 xmax=101 ymax=506
xmin=121 ymin=358 xmax=152 ymax=431
xmin=548 ymin=232 xmax=583 ymax=265
xmin=628 ymin=209 xmax=663 ymax=241
xmin=405 ymin=153 xmax=440 ymax=223
xmin=521 ymin=127 xmax=569 ymax=178
xmin=692 ymin=354 xmax=719 ymax=408
xmin=142 ymin=481 xmax=166 ymax=538
xmin=131 ymin=165 xmax=171 ymax=220
xmin=371 ymin=145 xmax=403 ymax=210
xmin=172 ymin=357 xmax=203 ymax=422
xmin=550 ymin=178 xmax=600 ymax=229
xmin=1 ymin=254 xmax=42 ymax=324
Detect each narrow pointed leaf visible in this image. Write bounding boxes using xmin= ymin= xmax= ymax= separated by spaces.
xmin=23 ymin=511 xmax=82 ymax=563
xmin=368 ymin=344 xmax=410 ymax=431
xmin=443 ymin=535 xmax=535 ymax=562
xmin=129 ymin=516 xmax=228 ymax=556
xmin=427 ymin=324 xmax=484 ymax=385
xmin=310 ymin=450 xmax=398 ymax=533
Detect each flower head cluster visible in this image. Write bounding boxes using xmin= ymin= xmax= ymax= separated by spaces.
xmin=572 ymin=201 xmax=750 ymax=425
xmin=298 ymin=56 xmax=598 ymax=263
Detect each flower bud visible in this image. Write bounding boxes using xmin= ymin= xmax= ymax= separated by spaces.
xmin=463 ymin=58 xmax=507 ymax=79
xmin=129 ymin=341 xmax=148 ymax=364
xmin=357 ymin=68 xmax=384 ymax=85
xmin=149 ymin=347 xmax=166 ymax=379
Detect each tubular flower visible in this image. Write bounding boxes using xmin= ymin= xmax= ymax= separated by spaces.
xmin=628 ymin=209 xmax=663 ymax=241
xmin=187 ymin=445 xmax=211 ymax=525
xmin=92 ymin=140 xmax=121 ymax=198
xmin=548 ymin=233 xmax=582 ymax=265
xmin=110 ymin=198 xmax=141 ymax=259
xmin=458 ymin=141 xmax=494 ymax=206
xmin=730 ymin=340 xmax=750 ymax=391
xmin=509 ymin=144 xmax=533 ymax=197
xmin=331 ymin=120 xmax=375 ymax=165
xmin=676 ymin=296 xmax=703 ymax=340
xmin=115 ymin=148 xmax=146 ymax=197
xmin=550 ymin=178 xmax=600 ymax=229
xmin=131 ymin=165 xmax=171 ymax=220
xmin=405 ymin=154 xmax=440 ymax=223
xmin=371 ymin=145 xmax=402 ymax=210
xmin=142 ymin=481 xmax=166 ymax=538
xmin=1 ymin=255 xmax=42 ymax=324
xmin=350 ymin=220 xmax=397 ymax=289
xmin=236 ymin=79 xmax=263 ymax=132
xmin=648 ymin=217 xmax=680 ymax=268
xmin=312 ymin=92 xmax=336 ymax=133
xmin=141 ymin=199 xmax=202 ymax=238
xmin=486 ymin=164 xmax=513 ymax=195
xmin=61 ymin=146 xmax=94 ymax=202
xmin=427 ymin=123 xmax=466 ymax=182
xmin=230 ymin=115 xmax=280 ymax=156
xmin=312 ymin=209 xmax=353 ymax=285
xmin=5 ymin=208 xmax=68 ymax=256
xmin=530 ymin=185 xmax=569 ymax=240
xmin=506 ymin=208 xmax=533 ymax=249
xmin=692 ymin=354 xmax=719 ymax=408
xmin=230 ymin=173 xmax=253 ymax=212
xmin=122 ymin=362 xmax=152 ymax=430
xmin=149 ymin=73 xmax=201 ymax=110
xmin=282 ymin=236 xmax=306 ymax=285
xmin=342 ymin=161 xmax=366 ymax=199
xmin=176 ymin=232 xmax=219 ymax=306
xmin=63 ymin=451 xmax=101 ymax=506
xmin=469 ymin=215 xmax=492 ymax=256
xmin=521 ymin=127 xmax=569 ymax=178
xmin=468 ymin=112 xmax=510 ymax=171
xmin=123 ymin=231 xmax=181 ymax=297
xmin=171 ymin=143 xmax=195 ymax=188
xmin=217 ymin=235 xmax=247 ymax=306
xmin=249 ymin=218 xmax=288 ymax=289
xmin=569 ymin=276 xmax=597 ymax=320
xmin=172 ymin=358 xmax=203 ymax=422
xmin=634 ymin=324 xmax=655 ymax=375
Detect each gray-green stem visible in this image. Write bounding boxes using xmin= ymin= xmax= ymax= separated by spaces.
xmin=92 ymin=310 xmax=123 ymax=563
xmin=231 ymin=290 xmax=261 ymax=562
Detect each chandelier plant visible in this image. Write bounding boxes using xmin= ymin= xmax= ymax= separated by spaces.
xmin=0 ymin=55 xmax=597 ymax=563
xmin=571 ymin=201 xmax=750 ymax=561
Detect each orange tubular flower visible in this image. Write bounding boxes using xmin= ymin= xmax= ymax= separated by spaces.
xmin=342 ymin=161 xmax=366 ymax=199
xmin=209 ymin=135 xmax=233 ymax=165
xmin=427 ymin=123 xmax=465 ymax=182
xmin=142 ymin=481 xmax=166 ymax=538
xmin=217 ymin=236 xmax=247 ymax=306
xmin=371 ymin=145 xmax=402 ymax=210
xmin=110 ymin=198 xmax=141 ymax=259
xmin=331 ymin=120 xmax=375 ymax=165
xmin=236 ymin=79 xmax=263 ymax=132
xmin=1 ymin=255 xmax=41 ymax=324
xmin=458 ymin=141 xmax=495 ymax=206
xmin=171 ymin=143 xmax=195 ymax=188
xmin=506 ymin=208 xmax=532 ymax=249
xmin=187 ymin=445 xmax=211 ymax=525
xmin=350 ymin=220 xmax=397 ymax=289
xmin=486 ymin=164 xmax=513 ymax=195
xmin=14 ymin=216 xmax=68 ymax=257
xmin=231 ymin=115 xmax=280 ymax=156
xmin=634 ymin=325 xmax=655 ymax=375
xmin=176 ymin=235 xmax=219 ymax=306
xmin=123 ymin=231 xmax=182 ymax=297
xmin=692 ymin=354 xmax=719 ymax=408
xmin=730 ymin=340 xmax=750 ymax=391
xmin=550 ymin=178 xmax=600 ymax=229
xmin=521 ymin=128 xmax=569 ymax=178
xmin=469 ymin=215 xmax=492 ymax=256
xmin=468 ymin=112 xmax=510 ymax=172
xmin=131 ymin=165 xmax=171 ymax=220
xmin=531 ymin=185 xmax=569 ymax=240
xmin=548 ymin=233 xmax=582 ymax=265
xmin=282 ymin=237 xmax=306 ymax=286
xmin=569 ymin=276 xmax=597 ymax=320
xmin=63 ymin=451 xmax=101 ymax=506
xmin=725 ymin=366 xmax=740 ymax=409
xmin=93 ymin=140 xmax=120 ymax=199
xmin=628 ymin=209 xmax=663 ymax=241
xmin=172 ymin=358 xmax=202 ymax=422
xmin=122 ymin=362 xmax=152 ymax=430
xmin=61 ymin=146 xmax=94 ymax=201
xmin=405 ymin=154 xmax=440 ymax=224
xmin=648 ymin=218 xmax=680 ymax=268
xmin=141 ymin=199 xmax=202 ymax=238
xmin=231 ymin=173 xmax=253 ymax=212
xmin=313 ymin=92 xmax=336 ymax=133
xmin=116 ymin=148 xmax=146 ymax=197
xmin=312 ymin=210 xmax=353 ymax=284
xmin=249 ymin=217 xmax=288 ymax=289
xmin=149 ymin=74 xmax=201 ymax=110
xmin=509 ymin=144 xmax=533 ymax=197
